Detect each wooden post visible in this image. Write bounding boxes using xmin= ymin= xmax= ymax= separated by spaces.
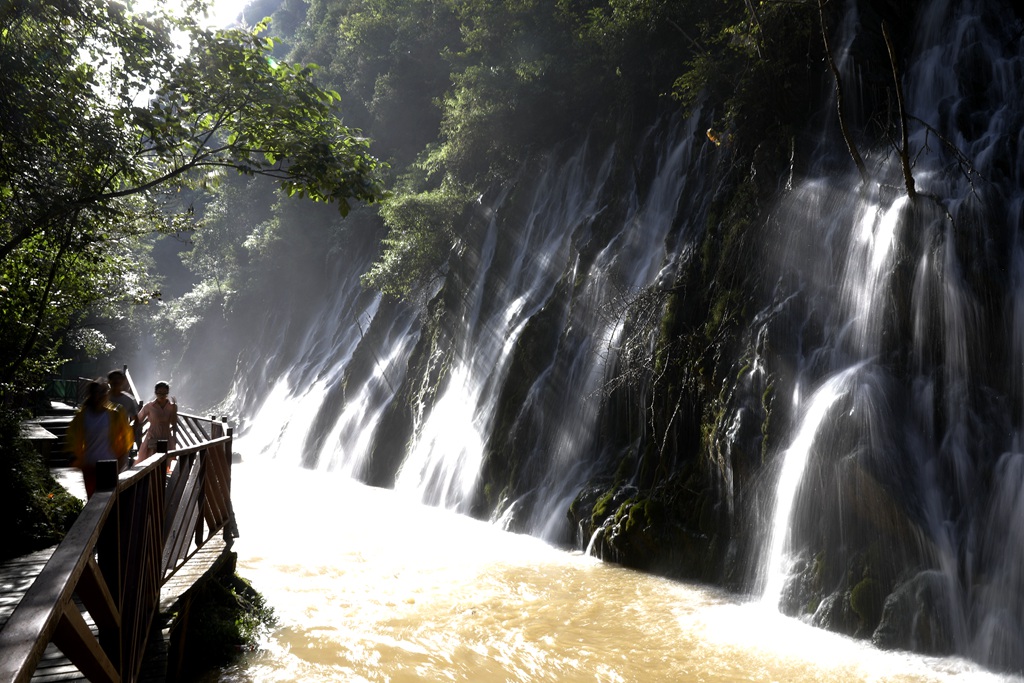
xmin=96 ymin=460 xmax=119 ymax=492
xmin=116 ymin=468 xmax=164 ymax=682
xmin=194 ymin=449 xmax=207 ymax=547
xmin=225 ymin=426 xmax=237 ymax=540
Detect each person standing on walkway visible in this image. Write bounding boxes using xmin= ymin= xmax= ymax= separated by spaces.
xmin=137 ymin=381 xmax=178 ymax=462
xmin=107 ymin=369 xmax=140 ymax=458
xmin=65 ymin=378 xmax=134 ymax=498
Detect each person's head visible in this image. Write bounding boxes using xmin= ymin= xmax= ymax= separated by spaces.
xmin=83 ymin=379 xmax=110 ymax=410
xmin=107 ymin=370 xmax=126 ymax=392
xmin=154 ymin=381 xmax=170 ymax=399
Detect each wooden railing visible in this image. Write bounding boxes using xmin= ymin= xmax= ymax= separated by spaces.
xmin=0 ymin=413 xmax=235 ymax=683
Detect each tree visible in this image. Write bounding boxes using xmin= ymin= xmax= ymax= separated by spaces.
xmin=328 ymin=0 xmax=720 ymax=298
xmin=0 ymin=0 xmax=386 ymax=395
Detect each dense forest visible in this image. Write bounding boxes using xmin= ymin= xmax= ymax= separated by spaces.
xmin=5 ymin=0 xmax=1024 ymax=671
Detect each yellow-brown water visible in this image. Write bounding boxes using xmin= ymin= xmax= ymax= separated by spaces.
xmin=209 ymin=464 xmax=1018 ymax=682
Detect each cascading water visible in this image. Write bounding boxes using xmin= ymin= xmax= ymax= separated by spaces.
xmin=759 ymin=365 xmax=860 ymax=606
xmin=392 ymin=147 xmax=616 ymax=514
xmin=391 ymin=116 xmax=710 ymax=529
xmin=227 ymin=231 xmax=421 ymax=479
xmin=230 ymin=114 xmax=712 ymax=540
xmin=188 ymin=0 xmax=1024 ymax=674
xmin=755 ymin=0 xmax=1024 ymax=671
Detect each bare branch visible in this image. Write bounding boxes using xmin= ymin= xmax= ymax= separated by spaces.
xmin=908 ymin=114 xmax=984 ymax=192
xmin=664 ymin=17 xmax=707 ymax=55
xmin=882 ymin=21 xmax=916 ymax=199
xmin=817 ymin=0 xmax=869 ymax=185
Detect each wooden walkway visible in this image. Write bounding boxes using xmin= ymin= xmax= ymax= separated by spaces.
xmin=0 ymin=531 xmax=231 ymax=682
xmin=0 ymin=413 xmax=236 ymax=683
xmin=0 ymin=550 xmax=54 ymax=635
xmin=1 ymin=548 xmax=98 ymax=682
xmin=0 ymin=548 xmax=82 ymax=683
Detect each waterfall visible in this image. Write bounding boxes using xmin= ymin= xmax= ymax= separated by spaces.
xmin=387 ymin=114 xmax=709 ymax=530
xmin=759 ymin=365 xmax=860 ymax=607
xmin=227 ymin=233 xmax=410 ymax=472
xmin=205 ymin=0 xmax=1024 ymax=670
xmin=752 ymin=0 xmax=1024 ymax=670
xmin=230 ymin=113 xmax=712 ymax=538
xmin=392 ymin=147 xmax=613 ymax=513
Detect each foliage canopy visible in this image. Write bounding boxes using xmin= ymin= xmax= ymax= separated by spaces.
xmin=0 ymin=0 xmax=386 ymax=395
xmin=281 ymin=0 xmax=752 ymax=297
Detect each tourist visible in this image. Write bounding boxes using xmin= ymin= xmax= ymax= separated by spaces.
xmin=137 ymin=381 xmax=178 ymax=462
xmin=107 ymin=369 xmax=140 ymax=457
xmin=65 ymin=378 xmax=134 ymax=498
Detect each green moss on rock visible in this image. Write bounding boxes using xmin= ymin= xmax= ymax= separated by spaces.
xmin=851 ymin=577 xmax=884 ymax=631
xmin=173 ymin=562 xmax=276 ymax=679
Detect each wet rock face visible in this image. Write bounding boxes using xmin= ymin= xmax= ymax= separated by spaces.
xmin=568 ymin=481 xmax=636 ymax=550
xmin=872 ymin=570 xmax=954 ymax=656
xmin=569 ymin=477 xmax=726 ymax=582
xmin=797 ymin=575 xmax=886 ymax=640
xmin=812 ymin=591 xmax=860 ymax=637
xmin=771 ymin=450 xmax=942 ymax=645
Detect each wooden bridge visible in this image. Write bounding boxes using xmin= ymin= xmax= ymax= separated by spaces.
xmin=0 ymin=413 xmax=236 ymax=683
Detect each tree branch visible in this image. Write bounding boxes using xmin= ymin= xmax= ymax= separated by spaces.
xmin=907 ymin=114 xmax=981 ymax=191
xmin=10 ymin=221 xmax=76 ymax=380
xmin=817 ymin=0 xmax=869 ymax=185
xmin=882 ymin=21 xmax=916 ymax=199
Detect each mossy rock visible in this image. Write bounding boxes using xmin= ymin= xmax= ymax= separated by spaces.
xmin=590 ymin=488 xmax=722 ymax=582
xmin=850 ymin=576 xmax=885 ymax=634
xmin=173 ymin=562 xmax=276 ymax=679
xmin=811 ymin=590 xmax=860 ymax=637
xmin=567 ymin=481 xmax=636 ymax=546
xmin=872 ymin=570 xmax=954 ymax=656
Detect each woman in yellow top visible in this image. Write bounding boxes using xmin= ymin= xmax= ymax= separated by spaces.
xmin=66 ymin=379 xmax=134 ymax=498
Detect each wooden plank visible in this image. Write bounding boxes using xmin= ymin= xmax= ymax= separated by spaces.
xmin=118 ymin=471 xmax=167 ymax=683
xmin=0 ymin=550 xmax=55 ymax=631
xmin=29 ymin=642 xmax=85 ymax=682
xmin=172 ymin=423 xmax=197 ymax=449
xmin=74 ymin=558 xmax=118 ymax=635
xmin=202 ymin=453 xmax=230 ymax=533
xmin=0 ymin=491 xmax=114 ymax=683
xmin=161 ymin=454 xmax=194 ymax=539
xmin=158 ymin=537 xmax=228 ymax=616
xmin=174 ymin=417 xmax=208 ymax=449
xmin=180 ymin=415 xmax=211 ymax=442
xmin=50 ymin=605 xmax=117 ymax=683
xmin=26 ymin=614 xmax=95 ymax=682
xmin=162 ymin=459 xmax=203 ymax=575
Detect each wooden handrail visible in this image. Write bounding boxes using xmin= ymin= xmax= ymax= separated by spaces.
xmin=0 ymin=416 xmax=235 ymax=683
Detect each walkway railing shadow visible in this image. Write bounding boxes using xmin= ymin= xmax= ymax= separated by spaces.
xmin=0 ymin=414 xmax=235 ymax=683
